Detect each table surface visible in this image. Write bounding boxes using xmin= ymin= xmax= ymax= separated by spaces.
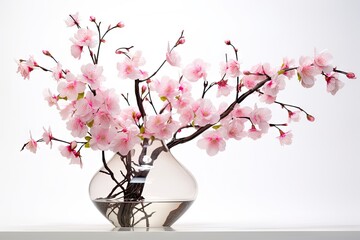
xmin=1 ymin=224 xmax=360 ymax=240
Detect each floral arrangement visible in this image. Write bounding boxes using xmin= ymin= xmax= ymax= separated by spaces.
xmin=18 ymin=13 xmax=356 ymax=167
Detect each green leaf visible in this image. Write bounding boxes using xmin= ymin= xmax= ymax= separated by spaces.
xmin=212 ymin=124 xmax=222 ymax=130
xmin=85 ymin=136 xmax=92 ymax=141
xmin=297 ymin=72 xmax=301 ymax=81
xmin=277 ymin=69 xmax=285 ymax=75
xmin=160 ymin=96 xmax=167 ymax=101
xmin=87 ymin=120 xmax=94 ymax=128
xmin=85 ymin=142 xmax=90 ymax=148
xmin=77 ymin=92 xmax=85 ymax=100
xmin=140 ymin=126 xmax=145 ymax=134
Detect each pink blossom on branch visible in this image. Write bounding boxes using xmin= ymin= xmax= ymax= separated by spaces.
xmin=325 ymin=73 xmax=344 ymax=95
xmin=117 ymin=51 xmax=145 ymax=80
xmin=183 ymin=59 xmax=209 ymax=82
xmin=65 ymin=12 xmax=80 ymax=27
xmin=43 ymin=89 xmax=59 ymax=109
xmin=145 ymin=113 xmax=180 ymax=140
xmin=110 ymin=127 xmax=140 ymax=156
xmin=166 ymin=43 xmax=181 ymax=67
xmin=58 ymin=73 xmax=86 ymax=101
xmin=197 ymin=130 xmax=226 ymax=156
xmin=25 ymin=132 xmax=38 ymax=154
xmin=59 ymin=141 xmax=82 ymax=168
xmin=314 ymin=49 xmax=333 ymax=74
xmin=221 ymin=59 xmax=241 ymax=78
xmin=277 ymin=130 xmax=293 ymax=146
xmin=216 ymin=79 xmax=234 ymax=97
xmin=17 ymin=56 xmax=37 ymax=79
xmin=79 ymin=64 xmax=105 ymax=89
xmin=52 ymin=63 xmax=64 ymax=81
xmin=89 ymin=126 xmax=116 ymax=151
xmin=297 ymin=56 xmax=321 ymax=88
xmin=193 ymin=99 xmax=220 ymax=127
xmin=42 ymin=127 xmax=53 ymax=148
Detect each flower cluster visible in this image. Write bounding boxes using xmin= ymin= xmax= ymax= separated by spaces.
xmin=18 ymin=13 xmax=356 ymax=166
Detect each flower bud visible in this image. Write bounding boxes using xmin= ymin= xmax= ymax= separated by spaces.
xmin=70 ymin=141 xmax=77 ymax=150
xmin=306 ymin=114 xmax=315 ymax=122
xmin=89 ymin=16 xmax=96 ymax=22
xmin=42 ymin=50 xmax=51 ymax=56
xmin=243 ymin=70 xmax=251 ymax=75
xmin=346 ymin=72 xmax=356 ymax=79
xmin=141 ymin=85 xmax=147 ymax=94
xmin=116 ymin=21 xmax=125 ymax=28
xmin=225 ymin=40 xmax=231 ymax=45
xmin=115 ymin=50 xmax=124 ymax=54
xmin=100 ymin=39 xmax=106 ymax=43
xmin=177 ymin=37 xmax=185 ymax=45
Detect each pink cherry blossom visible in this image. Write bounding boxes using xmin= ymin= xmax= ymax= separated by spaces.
xmin=325 ymin=73 xmax=344 ymax=95
xmin=151 ymin=76 xmax=179 ymax=99
xmin=58 ymin=73 xmax=86 ymax=101
xmin=65 ymin=12 xmax=80 ymax=27
xmin=216 ymin=79 xmax=234 ymax=97
xmin=110 ymin=127 xmax=140 ymax=156
xmin=288 ymin=111 xmax=301 ymax=122
xmin=79 ymin=64 xmax=105 ymax=89
xmin=60 ymin=102 xmax=76 ymax=120
xmin=98 ymin=89 xmax=121 ymax=116
xmin=277 ymin=130 xmax=293 ymax=146
xmin=71 ymin=44 xmax=83 ymax=59
xmin=231 ymin=105 xmax=252 ymax=119
xmin=197 ymin=130 xmax=226 ymax=156
xmin=297 ymin=56 xmax=321 ymax=88
xmin=249 ymin=104 xmax=271 ymax=133
xmin=71 ymin=28 xmax=97 ymax=48
xmin=183 ymin=59 xmax=209 ymax=82
xmin=193 ymin=99 xmax=220 ymax=127
xmin=59 ymin=141 xmax=82 ymax=168
xmin=280 ymin=57 xmax=296 ymax=79
xmin=17 ymin=56 xmax=37 ymax=79
xmin=25 ymin=132 xmax=38 ymax=153
xmin=93 ymin=110 xmax=112 ymax=129
xmin=89 ymin=126 xmax=116 ymax=151
xmin=66 ymin=116 xmax=88 ymax=138
xmin=117 ymin=58 xmax=142 ymax=80
xmin=74 ymin=98 xmax=94 ymax=121
xmin=42 ymin=126 xmax=53 ymax=148
xmin=221 ymin=118 xmax=246 ymax=140
xmin=247 ymin=125 xmax=262 ymax=140
xmin=166 ymin=43 xmax=181 ymax=67
xmin=43 ymin=89 xmax=59 ymax=109
xmin=178 ymin=80 xmax=192 ymax=95
xmin=221 ymin=59 xmax=241 ymax=78
xmin=242 ymin=63 xmax=272 ymax=89
xmin=173 ymin=94 xmax=194 ymax=111
xmin=314 ymin=49 xmax=333 ymax=73
xmin=52 ymin=63 xmax=64 ymax=81
xmin=178 ymin=106 xmax=195 ymax=125
xmin=145 ymin=113 xmax=180 ymax=140
xmin=260 ymin=74 xmax=285 ymax=103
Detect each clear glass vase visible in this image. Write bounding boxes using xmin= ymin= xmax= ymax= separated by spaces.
xmin=89 ymin=139 xmax=197 ymax=228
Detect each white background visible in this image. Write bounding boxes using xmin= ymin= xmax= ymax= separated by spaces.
xmin=1 ymin=0 xmax=360 ymax=229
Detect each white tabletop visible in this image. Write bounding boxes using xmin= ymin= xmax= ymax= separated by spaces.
xmin=1 ymin=224 xmax=360 ymax=240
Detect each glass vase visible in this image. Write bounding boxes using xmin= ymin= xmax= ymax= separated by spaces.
xmin=89 ymin=139 xmax=197 ymax=228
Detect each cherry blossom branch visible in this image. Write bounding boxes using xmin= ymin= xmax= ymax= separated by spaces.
xmin=92 ymin=20 xmax=119 ymax=64
xmin=167 ymin=76 xmax=271 ymax=149
xmin=69 ymin=14 xmax=96 ymax=64
xmin=139 ymin=31 xmax=184 ymax=83
xmin=256 ymin=90 xmax=313 ymax=117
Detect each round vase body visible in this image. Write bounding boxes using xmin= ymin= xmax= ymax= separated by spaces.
xmin=89 ymin=139 xmax=197 ymax=228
